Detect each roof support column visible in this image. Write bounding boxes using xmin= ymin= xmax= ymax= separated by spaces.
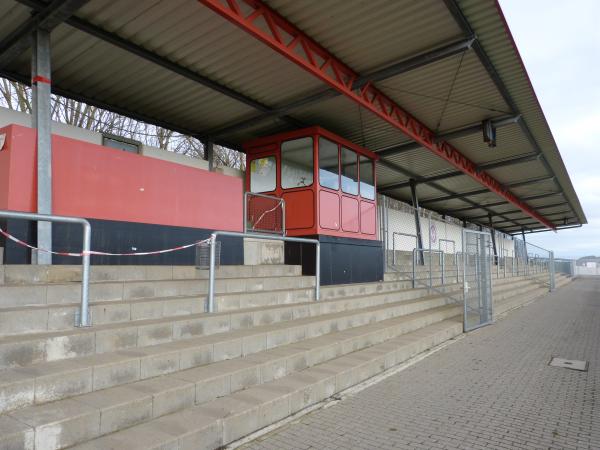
xmin=410 ymin=179 xmax=424 ymax=265
xmin=204 ymin=141 xmax=215 ymax=172
xmin=521 ymin=228 xmax=529 ymax=267
xmin=488 ymin=213 xmax=497 ymax=265
xmin=31 ymin=28 xmax=52 ymax=264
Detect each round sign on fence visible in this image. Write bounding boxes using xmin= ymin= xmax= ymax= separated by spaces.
xmin=430 ymin=223 xmax=437 ymax=244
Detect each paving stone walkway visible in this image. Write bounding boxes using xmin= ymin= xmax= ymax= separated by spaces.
xmin=240 ymin=278 xmax=600 ymax=450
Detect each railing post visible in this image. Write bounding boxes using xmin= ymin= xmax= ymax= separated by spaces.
xmin=549 ymin=251 xmax=555 ymax=291
xmin=412 ymin=248 xmax=416 ymax=288
xmin=207 ymin=234 xmax=217 ymax=313
xmin=315 ymin=242 xmax=320 ymax=300
xmin=79 ymin=222 xmax=92 ymax=327
xmin=441 ymin=252 xmax=445 ymax=285
xmin=243 ymin=192 xmax=248 ymax=234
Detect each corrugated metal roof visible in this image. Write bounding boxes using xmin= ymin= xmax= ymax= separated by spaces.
xmin=0 ymin=0 xmax=585 ymax=233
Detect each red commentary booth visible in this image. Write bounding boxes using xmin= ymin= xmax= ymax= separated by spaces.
xmin=244 ymin=127 xmax=383 ymax=285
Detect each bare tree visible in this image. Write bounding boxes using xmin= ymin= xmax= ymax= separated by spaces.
xmin=0 ymin=77 xmax=246 ymax=170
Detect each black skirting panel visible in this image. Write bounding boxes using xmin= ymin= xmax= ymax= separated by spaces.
xmin=285 ymin=235 xmax=383 ymax=286
xmin=1 ymin=218 xmax=243 ymax=266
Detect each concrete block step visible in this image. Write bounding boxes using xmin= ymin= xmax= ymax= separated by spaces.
xmin=494 ymin=287 xmax=549 ymax=316
xmin=64 ymin=319 xmax=463 ymax=450
xmin=0 ymin=274 xmax=316 ymax=308
xmin=0 ymin=306 xmax=462 ymax=449
xmin=0 ymin=278 xmax=435 ymax=336
xmin=216 ymin=279 xmax=460 ymax=312
xmin=493 ymin=281 xmax=548 ymax=304
xmin=0 ymin=283 xmax=462 ymax=370
xmin=0 ymin=265 xmax=304 ymax=286
xmin=0 ymin=293 xmax=459 ymax=415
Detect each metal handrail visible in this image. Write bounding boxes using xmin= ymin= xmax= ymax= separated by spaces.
xmin=439 ymin=238 xmax=458 ymax=282
xmin=411 ymin=248 xmax=444 ymax=288
xmin=391 ymin=232 xmax=418 ymax=266
xmin=244 ymin=192 xmax=286 ymax=235
xmin=207 ymin=231 xmax=319 ymax=312
xmin=0 ymin=210 xmax=91 ymax=327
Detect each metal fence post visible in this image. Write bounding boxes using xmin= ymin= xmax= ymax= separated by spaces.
xmin=428 ymin=211 xmax=432 ymax=291
xmin=549 ymin=251 xmax=555 ymax=291
xmin=412 ymin=248 xmax=416 ymax=288
xmin=441 ymin=252 xmax=445 ymax=285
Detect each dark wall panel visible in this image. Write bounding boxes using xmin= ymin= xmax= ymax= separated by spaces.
xmin=2 ymin=218 xmax=243 ymax=266
xmin=285 ymin=235 xmax=383 ymax=285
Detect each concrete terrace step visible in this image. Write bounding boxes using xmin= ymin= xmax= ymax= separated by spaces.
xmin=0 ymin=265 xmax=304 ymax=285
xmin=0 ymin=274 xmax=317 ymax=309
xmin=0 ymin=298 xmax=460 ymax=415
xmin=0 ymin=278 xmax=458 ymax=337
xmin=0 ymin=284 xmax=462 ymax=369
xmin=60 ymin=319 xmax=463 ymax=450
xmin=495 ymin=286 xmax=549 ymax=316
xmin=0 ymin=306 xmax=462 ymax=449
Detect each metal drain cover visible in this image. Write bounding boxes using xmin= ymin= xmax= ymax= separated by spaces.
xmin=549 ymin=357 xmax=589 ymax=371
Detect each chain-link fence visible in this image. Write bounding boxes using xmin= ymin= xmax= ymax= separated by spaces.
xmin=554 ymin=258 xmax=575 ymax=276
xmin=378 ymin=194 xmax=556 ymax=292
xmin=244 ymin=192 xmax=285 ymax=235
xmin=379 ymin=195 xmax=463 ymax=289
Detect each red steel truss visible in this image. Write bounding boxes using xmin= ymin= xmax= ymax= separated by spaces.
xmin=199 ymin=0 xmax=555 ymax=229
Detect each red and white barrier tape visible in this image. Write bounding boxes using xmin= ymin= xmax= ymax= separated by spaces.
xmin=251 ymin=198 xmax=283 ymax=230
xmin=0 ymin=226 xmax=210 ymax=257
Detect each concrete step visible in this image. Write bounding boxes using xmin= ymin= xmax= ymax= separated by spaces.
xmin=0 ymin=306 xmax=462 ymax=449
xmin=0 ymin=291 xmax=459 ymax=413
xmin=0 ymin=278 xmax=457 ymax=337
xmin=0 ymin=273 xmax=317 ymax=309
xmin=0 ymin=264 xmax=304 ymax=286
xmin=0 ymin=282 xmax=462 ymax=369
xmin=61 ymin=319 xmax=463 ymax=450
xmin=493 ymin=280 xmax=548 ymax=304
xmin=495 ymin=286 xmax=549 ymax=316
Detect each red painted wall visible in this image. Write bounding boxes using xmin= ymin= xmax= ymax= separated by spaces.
xmin=0 ymin=124 xmax=243 ymax=231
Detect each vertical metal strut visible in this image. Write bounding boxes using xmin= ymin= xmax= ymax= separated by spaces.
xmin=31 ymin=28 xmax=52 ymax=264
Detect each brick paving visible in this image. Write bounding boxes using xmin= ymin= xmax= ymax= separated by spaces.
xmin=241 ymin=278 xmax=600 ymax=450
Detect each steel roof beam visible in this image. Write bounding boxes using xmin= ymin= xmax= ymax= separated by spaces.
xmin=0 ymin=0 xmax=89 ymax=67
xmin=378 ymin=159 xmax=523 ymax=229
xmin=451 ymin=192 xmax=564 ymax=213
xmin=510 ymin=224 xmax=581 ymax=235
xmin=493 ymin=210 xmax=572 ymax=226
xmin=468 ymin=203 xmax=571 ymax=221
xmin=376 ymin=114 xmax=520 ymax=157
xmin=16 ymin=0 xmax=304 ymax=130
xmin=442 ymin=0 xmax=580 ymax=225
xmin=419 ymin=175 xmax=554 ymax=205
xmin=199 ymin=0 xmax=554 ymax=229
xmin=197 ymin=36 xmax=476 ymax=139
xmin=379 ymin=153 xmax=541 ymax=192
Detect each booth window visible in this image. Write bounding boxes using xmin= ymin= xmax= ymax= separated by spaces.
xmin=341 ymin=147 xmax=358 ymax=195
xmin=359 ymin=156 xmax=375 ymax=200
xmin=281 ymin=137 xmax=314 ymax=189
xmin=318 ymin=137 xmax=339 ymax=190
xmin=250 ymin=156 xmax=277 ymax=193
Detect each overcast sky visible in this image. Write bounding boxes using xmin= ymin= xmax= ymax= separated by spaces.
xmin=498 ymin=0 xmax=600 ymax=259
